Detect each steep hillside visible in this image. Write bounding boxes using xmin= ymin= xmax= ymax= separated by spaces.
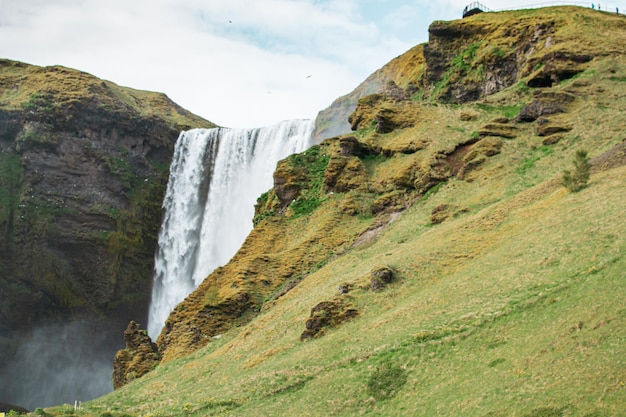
xmin=0 ymin=59 xmax=215 ymax=405
xmin=43 ymin=6 xmax=626 ymax=416
xmin=313 ymin=4 xmax=626 ymax=139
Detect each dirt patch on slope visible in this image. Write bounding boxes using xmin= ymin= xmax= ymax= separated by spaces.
xmin=590 ymin=140 xmax=626 ymax=172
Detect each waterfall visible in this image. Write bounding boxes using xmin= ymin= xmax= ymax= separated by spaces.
xmin=147 ymin=119 xmax=315 ymax=339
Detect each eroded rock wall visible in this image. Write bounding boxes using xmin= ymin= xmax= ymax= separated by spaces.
xmin=0 ymin=59 xmax=215 ymax=385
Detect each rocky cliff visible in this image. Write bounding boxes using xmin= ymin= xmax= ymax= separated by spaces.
xmin=120 ymin=5 xmax=626 ymax=382
xmin=313 ymin=5 xmax=621 ymax=140
xmin=0 ymin=59 xmax=215 ymax=384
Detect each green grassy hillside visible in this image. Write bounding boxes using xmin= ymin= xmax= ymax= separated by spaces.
xmin=40 ymin=6 xmax=626 ymax=417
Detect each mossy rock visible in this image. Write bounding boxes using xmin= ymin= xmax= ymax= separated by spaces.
xmin=370 ymin=266 xmax=395 ymax=291
xmin=323 ymin=156 xmax=369 ymax=193
xmin=478 ymin=122 xmax=518 ymax=139
xmin=300 ymin=299 xmax=358 ymax=340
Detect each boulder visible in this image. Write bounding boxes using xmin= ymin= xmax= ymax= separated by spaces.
xmin=112 ymin=321 xmax=160 ymax=389
xmin=516 ymin=91 xmax=576 ymax=122
xmin=370 ymin=266 xmax=395 ymax=291
xmin=300 ymin=300 xmax=358 ymax=340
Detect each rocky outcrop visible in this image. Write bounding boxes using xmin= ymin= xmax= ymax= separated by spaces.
xmin=0 ymin=59 xmax=215 ymax=377
xmin=535 ymin=119 xmax=572 ymax=136
xmin=323 ymin=156 xmax=369 ymax=193
xmin=525 ymin=50 xmax=592 ymax=87
xmin=370 ymin=266 xmax=395 ymax=292
xmin=478 ymin=119 xmax=518 ymax=139
xmin=349 ymin=96 xmax=421 ymax=134
xmin=112 ymin=321 xmax=160 ymax=389
xmin=314 ymin=6 xmax=626 ymax=142
xmin=515 ymin=90 xmax=576 ymax=122
xmin=300 ymin=299 xmax=358 ymax=340
xmin=311 ymin=45 xmax=426 ymax=142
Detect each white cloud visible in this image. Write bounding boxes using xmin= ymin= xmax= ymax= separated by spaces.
xmin=0 ymin=0 xmax=468 ymax=127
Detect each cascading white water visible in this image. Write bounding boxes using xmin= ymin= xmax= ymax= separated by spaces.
xmin=147 ymin=119 xmax=315 ymax=339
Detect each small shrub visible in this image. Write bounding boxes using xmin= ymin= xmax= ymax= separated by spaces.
xmin=367 ymin=362 xmax=407 ymax=401
xmin=562 ymin=149 xmax=591 ymax=192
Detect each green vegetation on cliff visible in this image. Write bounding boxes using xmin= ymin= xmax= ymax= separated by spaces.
xmin=0 ymin=152 xmax=23 ymax=247
xmin=0 ymin=59 xmax=212 ymax=132
xmin=0 ymin=59 xmax=216 ymax=378
xmin=35 ymin=5 xmax=626 ymax=417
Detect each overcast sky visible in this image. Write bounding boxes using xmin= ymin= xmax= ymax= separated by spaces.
xmin=0 ymin=0 xmax=608 ymax=128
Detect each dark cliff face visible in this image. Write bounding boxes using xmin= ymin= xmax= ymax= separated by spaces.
xmin=0 ymin=59 xmax=215 ymax=381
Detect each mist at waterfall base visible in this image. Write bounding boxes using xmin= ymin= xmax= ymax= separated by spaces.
xmin=148 ymin=119 xmax=315 ymax=339
xmin=0 ymin=320 xmax=119 ymax=410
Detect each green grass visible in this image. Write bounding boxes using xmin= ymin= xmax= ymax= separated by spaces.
xmin=68 ymin=155 xmax=626 ymax=417
xmin=515 ymin=145 xmax=555 ymax=175
xmin=450 ymin=42 xmax=482 ymax=73
xmin=287 ymin=146 xmax=330 ymax=218
xmin=21 ymin=92 xmax=55 ymax=113
xmin=475 ymin=102 xmax=526 ymax=119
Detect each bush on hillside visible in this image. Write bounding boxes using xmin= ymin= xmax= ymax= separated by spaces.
xmin=562 ymin=149 xmax=591 ymax=192
xmin=366 ymin=362 xmax=407 ymax=401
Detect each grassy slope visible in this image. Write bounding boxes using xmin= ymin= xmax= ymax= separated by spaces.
xmin=89 ymin=166 xmax=626 ymax=416
xmin=43 ymin=7 xmax=626 ymax=417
